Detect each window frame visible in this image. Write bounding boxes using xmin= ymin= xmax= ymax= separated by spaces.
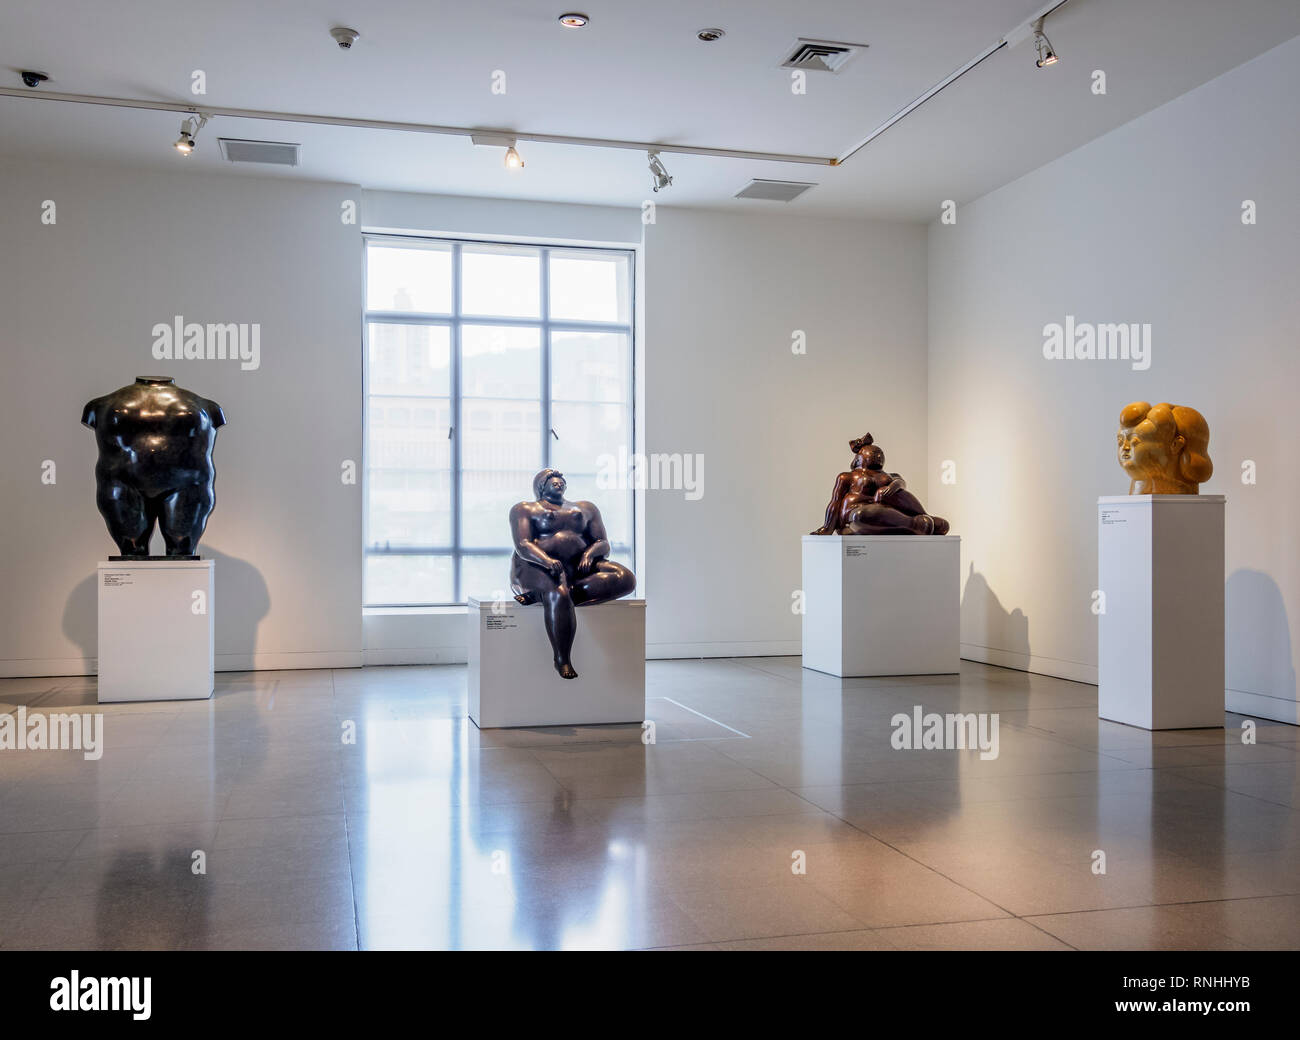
xmin=362 ymin=232 xmax=637 ymax=608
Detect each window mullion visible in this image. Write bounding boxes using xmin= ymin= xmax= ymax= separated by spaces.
xmin=451 ymin=241 xmax=463 ymax=604
xmin=540 ymin=246 xmax=552 ymax=470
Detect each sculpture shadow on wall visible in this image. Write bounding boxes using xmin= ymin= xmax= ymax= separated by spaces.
xmin=61 ymin=545 xmax=270 ymax=688
xmin=61 ymin=574 xmax=98 ymax=675
xmin=1226 ymin=569 xmax=1296 ymax=718
xmin=203 ymin=546 xmax=271 ymax=673
xmin=960 ymin=563 xmax=1031 ymax=671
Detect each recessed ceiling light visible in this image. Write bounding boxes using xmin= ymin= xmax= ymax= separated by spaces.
xmin=558 ymin=13 xmax=589 ymax=28
xmin=697 ymin=28 xmax=725 ymax=42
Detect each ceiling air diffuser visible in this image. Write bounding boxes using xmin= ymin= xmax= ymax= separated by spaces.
xmin=217 ymin=139 xmax=301 ymax=166
xmin=734 ymin=179 xmax=817 ymax=202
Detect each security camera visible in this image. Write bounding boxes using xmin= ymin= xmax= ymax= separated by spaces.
xmin=20 ymin=70 xmax=49 ymax=88
xmin=329 ymin=26 xmax=360 ymax=50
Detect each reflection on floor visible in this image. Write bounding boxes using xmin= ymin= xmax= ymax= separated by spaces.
xmin=1 ymin=658 xmax=1299 ymax=951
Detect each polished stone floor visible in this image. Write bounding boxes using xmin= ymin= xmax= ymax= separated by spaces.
xmin=1 ymin=657 xmax=1298 ymax=951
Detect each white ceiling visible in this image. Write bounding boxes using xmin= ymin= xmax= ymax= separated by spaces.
xmin=3 ymin=0 xmax=1298 ymax=219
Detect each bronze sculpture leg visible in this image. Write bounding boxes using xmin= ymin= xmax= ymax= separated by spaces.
xmin=511 ymin=558 xmax=636 ymax=679
xmin=570 ymin=561 xmax=636 ymax=606
xmin=512 ymin=558 xmax=580 ymax=679
xmin=96 ymin=478 xmax=154 ymax=556
xmin=844 ymin=502 xmax=948 ymax=535
xmin=160 ymin=485 xmax=215 ymax=557
xmin=880 ymin=486 xmax=927 ymax=516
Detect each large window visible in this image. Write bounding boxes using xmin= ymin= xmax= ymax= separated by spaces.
xmin=364 ymin=236 xmax=635 ymax=606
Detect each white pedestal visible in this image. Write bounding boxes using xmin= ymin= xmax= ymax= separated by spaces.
xmin=467 ymin=597 xmax=646 ymax=728
xmin=1097 ymin=495 xmax=1225 ymax=729
xmin=801 ymin=535 xmax=960 ymax=677
xmin=97 ymin=560 xmax=215 ymax=703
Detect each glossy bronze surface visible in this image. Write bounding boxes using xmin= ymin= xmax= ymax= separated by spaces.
xmin=81 ymin=377 xmax=225 ymax=558
xmin=509 ymin=469 xmax=636 ymax=679
xmin=1117 ymin=401 xmax=1213 ymax=495
xmin=811 ymin=433 xmax=950 ymax=536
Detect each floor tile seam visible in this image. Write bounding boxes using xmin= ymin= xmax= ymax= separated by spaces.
xmin=637 ymin=921 xmax=897 ymax=950
xmin=730 ymin=658 xmax=806 ymax=687
xmin=1155 ymin=773 xmax=1300 ymax=813
xmin=636 ymin=911 xmax=1057 ymax=951
xmin=331 ymin=666 xmax=363 ymax=951
xmin=1019 ymin=894 xmax=1289 ymax=946
xmin=804 ymin=797 xmax=1029 ymax=924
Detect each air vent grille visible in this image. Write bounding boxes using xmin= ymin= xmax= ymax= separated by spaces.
xmin=780 ymin=38 xmax=867 ymax=73
xmin=734 ymin=179 xmax=817 ymax=202
xmin=218 ymin=139 xmax=301 ymax=166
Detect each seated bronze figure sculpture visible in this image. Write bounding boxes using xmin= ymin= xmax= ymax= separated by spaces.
xmin=81 ymin=377 xmax=225 ymax=559
xmin=510 ymin=469 xmax=636 ymax=679
xmin=1117 ymin=401 xmax=1213 ymax=494
xmin=811 ymin=433 xmax=949 ymax=536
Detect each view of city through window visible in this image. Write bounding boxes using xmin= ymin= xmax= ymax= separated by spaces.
xmin=364 ymin=237 xmax=634 ymax=606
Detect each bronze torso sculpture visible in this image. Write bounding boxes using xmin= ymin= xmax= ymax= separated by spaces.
xmin=811 ymin=433 xmax=949 ymax=536
xmin=81 ymin=377 xmax=225 ymax=558
xmin=509 ymin=469 xmax=636 ymax=679
xmin=1117 ymin=401 xmax=1212 ymax=494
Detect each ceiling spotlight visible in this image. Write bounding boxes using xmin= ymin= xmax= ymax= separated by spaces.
xmin=1032 ymin=18 xmax=1059 ymax=67
xmin=173 ymin=114 xmax=208 ymax=155
xmin=697 ymin=28 xmax=725 ymax=42
xmin=469 ymin=132 xmax=526 ymax=168
xmin=558 ymin=13 xmax=589 ymax=28
xmin=648 ymin=151 xmax=672 ymax=192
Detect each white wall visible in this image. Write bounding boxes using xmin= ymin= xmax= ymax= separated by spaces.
xmin=363 ymin=190 xmax=642 ymax=247
xmin=644 ymin=210 xmax=929 ymax=657
xmin=0 ymin=159 xmax=363 ymax=675
xmin=926 ymin=37 xmax=1300 ymax=720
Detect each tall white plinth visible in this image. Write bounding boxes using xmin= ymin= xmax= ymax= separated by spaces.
xmin=468 ymin=597 xmax=646 ymax=728
xmin=801 ymin=535 xmax=960 ymax=677
xmin=1097 ymin=495 xmax=1225 ymax=729
xmin=97 ymin=559 xmax=215 ymax=703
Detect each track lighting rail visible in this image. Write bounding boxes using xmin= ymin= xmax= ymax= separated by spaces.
xmin=0 ymin=87 xmax=838 ymax=166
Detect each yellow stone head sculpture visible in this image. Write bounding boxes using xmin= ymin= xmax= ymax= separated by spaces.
xmin=1117 ymin=401 xmax=1213 ymax=495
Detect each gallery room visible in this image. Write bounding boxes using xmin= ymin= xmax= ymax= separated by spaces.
xmin=2 ymin=0 xmax=1299 ymax=973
